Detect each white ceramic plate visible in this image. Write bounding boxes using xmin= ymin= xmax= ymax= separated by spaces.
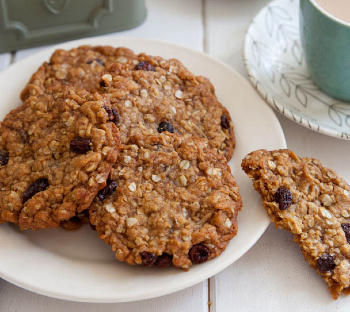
xmin=244 ymin=0 xmax=350 ymax=140
xmin=0 ymin=37 xmax=286 ymax=302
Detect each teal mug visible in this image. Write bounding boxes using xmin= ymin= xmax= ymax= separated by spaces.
xmin=300 ymin=0 xmax=350 ymax=102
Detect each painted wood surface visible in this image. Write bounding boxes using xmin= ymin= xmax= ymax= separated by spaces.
xmin=2 ymin=0 xmax=350 ymax=311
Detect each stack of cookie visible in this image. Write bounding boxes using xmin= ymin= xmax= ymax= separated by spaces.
xmin=0 ymin=46 xmax=242 ymax=270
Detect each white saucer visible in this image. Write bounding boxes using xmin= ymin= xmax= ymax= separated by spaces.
xmin=244 ymin=0 xmax=350 ymax=140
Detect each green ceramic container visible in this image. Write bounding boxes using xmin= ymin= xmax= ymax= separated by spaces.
xmin=0 ymin=0 xmax=147 ymax=53
xmin=300 ymin=0 xmax=350 ymax=102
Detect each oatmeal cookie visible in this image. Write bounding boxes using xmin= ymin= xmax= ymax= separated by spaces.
xmin=0 ymin=87 xmax=120 ymax=230
xmin=89 ymin=133 xmax=242 ymax=270
xmin=20 ymin=45 xmax=235 ymax=159
xmin=20 ymin=45 xmax=137 ymax=101
xmin=102 ymin=54 xmax=234 ymax=159
xmin=242 ymin=149 xmax=350 ymax=299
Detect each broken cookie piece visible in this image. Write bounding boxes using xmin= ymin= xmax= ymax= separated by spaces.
xmin=242 ymin=149 xmax=350 ymax=299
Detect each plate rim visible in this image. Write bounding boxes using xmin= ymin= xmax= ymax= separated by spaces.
xmin=243 ymin=0 xmax=350 ymax=141
xmin=0 ymin=36 xmax=286 ymax=303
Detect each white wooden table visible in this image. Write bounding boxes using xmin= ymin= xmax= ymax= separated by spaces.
xmin=1 ymin=0 xmax=350 ymax=311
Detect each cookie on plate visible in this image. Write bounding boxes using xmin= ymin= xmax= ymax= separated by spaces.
xmin=20 ymin=45 xmax=138 ymax=101
xmin=0 ymin=87 xmax=120 ymax=230
xmin=21 ymin=45 xmax=235 ymax=160
xmin=89 ymin=133 xmax=242 ymax=270
xmin=101 ymin=53 xmax=235 ymax=160
xmin=242 ymin=149 xmax=350 ymax=299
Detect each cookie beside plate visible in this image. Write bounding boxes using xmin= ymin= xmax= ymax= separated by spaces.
xmin=242 ymin=149 xmax=350 ymax=299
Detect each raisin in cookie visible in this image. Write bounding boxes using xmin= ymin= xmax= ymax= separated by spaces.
xmin=20 ymin=45 xmax=137 ymax=101
xmin=242 ymin=149 xmax=350 ymax=299
xmin=0 ymin=87 xmax=120 ymax=230
xmin=60 ymin=209 xmax=90 ymax=231
xmin=89 ymin=133 xmax=242 ymax=270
